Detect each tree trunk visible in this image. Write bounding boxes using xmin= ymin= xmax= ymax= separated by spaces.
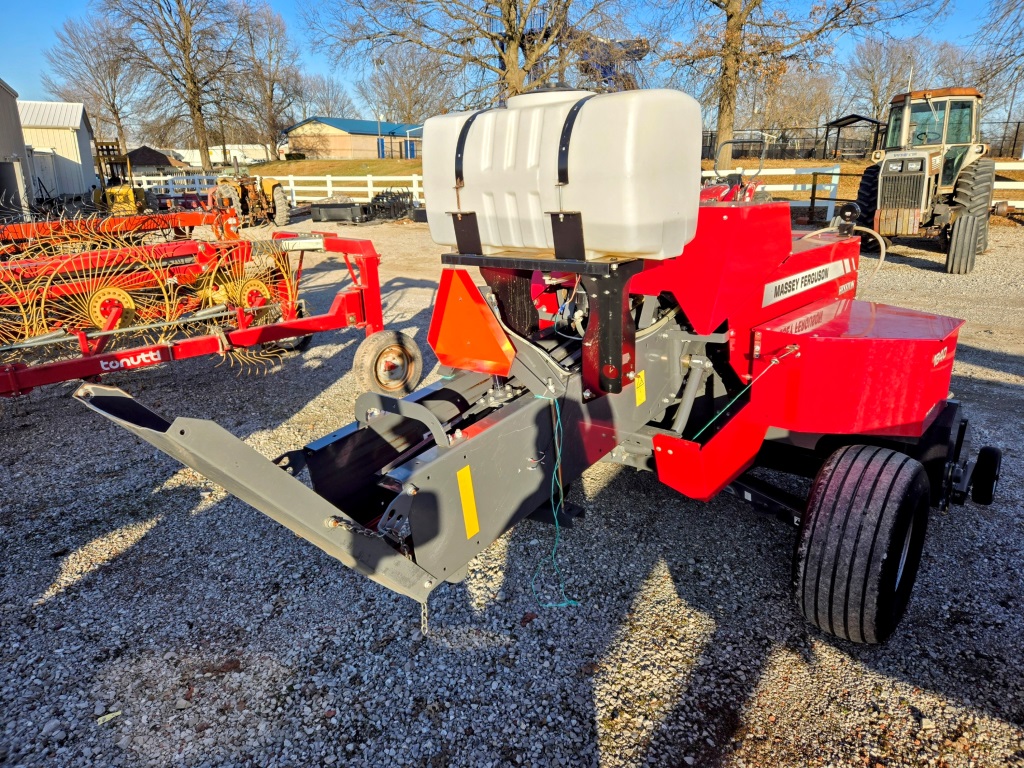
xmin=188 ymin=101 xmax=213 ymax=172
xmin=113 ymin=114 xmax=128 ymax=155
xmin=715 ymin=0 xmax=745 ymax=171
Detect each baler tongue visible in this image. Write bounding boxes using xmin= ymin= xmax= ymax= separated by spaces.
xmin=73 ymin=383 xmax=437 ymax=603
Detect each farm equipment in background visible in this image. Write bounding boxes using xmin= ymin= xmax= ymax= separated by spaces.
xmin=78 ymin=89 xmax=1000 ymax=645
xmin=211 ymin=175 xmax=291 ymax=227
xmin=855 ymin=87 xmax=996 ymax=274
xmin=700 ymin=139 xmax=771 ymax=203
xmin=93 ymin=140 xmax=147 ymax=215
xmin=311 ymin=189 xmax=417 ymax=224
xmin=0 ymin=216 xmax=422 ymax=398
xmin=0 ymin=210 xmax=236 ymax=258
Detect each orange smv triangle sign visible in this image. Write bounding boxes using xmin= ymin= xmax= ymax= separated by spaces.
xmin=427 ymin=268 xmax=516 ymax=376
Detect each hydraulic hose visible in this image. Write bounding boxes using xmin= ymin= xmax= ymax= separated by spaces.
xmin=798 ymin=224 xmax=887 ymax=289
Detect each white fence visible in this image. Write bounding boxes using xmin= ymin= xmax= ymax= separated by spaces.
xmin=131 ymin=173 xmax=424 ymax=205
xmin=132 ymin=160 xmax=1023 ymax=212
xmin=994 ymin=161 xmax=1024 ymax=194
xmin=701 ymin=165 xmax=841 ymax=218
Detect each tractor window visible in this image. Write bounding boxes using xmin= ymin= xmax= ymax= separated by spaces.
xmin=884 ymin=107 xmax=904 ymax=149
xmin=909 ymin=101 xmax=947 ymax=146
xmin=947 ymin=101 xmax=974 ymax=144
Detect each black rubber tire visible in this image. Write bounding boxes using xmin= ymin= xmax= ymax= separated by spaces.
xmin=952 ymin=158 xmax=995 ymax=259
xmin=945 ymin=213 xmax=979 ymax=274
xmin=273 ymin=185 xmax=290 ymax=227
xmin=215 ymin=183 xmax=242 ymax=217
xmin=262 ymin=304 xmax=313 ymax=353
xmin=971 ymin=446 xmax=1002 ymax=505
xmin=855 ymin=164 xmax=880 ymax=228
xmin=353 ymin=330 xmax=423 ymax=396
xmin=794 ymin=445 xmax=930 ymax=644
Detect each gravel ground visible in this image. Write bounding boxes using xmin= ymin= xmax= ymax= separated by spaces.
xmin=1 ymin=214 xmax=1022 ymax=768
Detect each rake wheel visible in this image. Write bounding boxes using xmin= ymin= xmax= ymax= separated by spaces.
xmin=0 ymin=278 xmax=36 ymax=363
xmin=38 ymin=252 xmax=175 ymax=349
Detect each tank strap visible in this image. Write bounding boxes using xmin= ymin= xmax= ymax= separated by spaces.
xmin=557 ymin=95 xmax=597 ymax=186
xmin=455 ymin=108 xmax=496 ymax=188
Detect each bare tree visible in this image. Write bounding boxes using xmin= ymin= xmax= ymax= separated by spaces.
xmin=845 ymin=37 xmax=1012 ymax=125
xmin=736 ymin=64 xmax=849 ymax=135
xmin=356 ymin=47 xmax=461 ymax=123
xmin=237 ymin=2 xmax=302 ymax=160
xmin=294 ymin=73 xmax=360 ymax=120
xmin=102 ymin=0 xmax=241 ymax=171
xmin=303 ymin=0 xmax=646 ymax=103
xmin=664 ymin=0 xmax=948 ymax=167
xmin=42 ymin=16 xmax=144 ymax=152
xmin=978 ymin=1 xmax=1024 ymax=72
xmin=847 ymin=37 xmax=918 ymax=122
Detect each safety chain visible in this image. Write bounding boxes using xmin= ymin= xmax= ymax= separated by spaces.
xmin=326 ymin=514 xmax=388 ymax=539
xmin=325 ymin=515 xmax=411 ymax=557
xmin=420 ymin=601 xmax=430 ymax=637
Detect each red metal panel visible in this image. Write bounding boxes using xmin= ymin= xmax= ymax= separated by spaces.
xmin=752 ymin=299 xmax=963 ymax=437
xmin=652 ymin=406 xmax=767 ymax=502
xmin=630 ymin=203 xmax=862 ymax=382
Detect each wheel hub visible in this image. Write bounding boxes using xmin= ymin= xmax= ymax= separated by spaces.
xmin=375 ymin=345 xmax=411 ymax=390
xmin=88 ymin=287 xmax=136 ymax=328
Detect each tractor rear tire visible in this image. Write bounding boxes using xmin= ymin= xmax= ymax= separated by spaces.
xmin=945 ymin=213 xmax=979 ymax=274
xmin=971 ymin=446 xmax=1002 ymax=506
xmin=855 ymin=164 xmax=880 ymax=229
xmin=952 ymin=157 xmax=995 ymax=259
xmin=793 ymin=445 xmax=930 ymax=644
xmin=273 ymin=185 xmax=290 ymax=227
xmin=216 ymin=183 xmax=242 ymax=218
xmin=353 ymin=330 xmax=423 ymax=396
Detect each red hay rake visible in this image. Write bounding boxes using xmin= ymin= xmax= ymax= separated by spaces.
xmin=0 ymin=211 xmax=405 ymax=398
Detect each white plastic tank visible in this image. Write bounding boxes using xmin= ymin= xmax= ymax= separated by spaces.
xmin=423 ymin=88 xmax=701 ymax=261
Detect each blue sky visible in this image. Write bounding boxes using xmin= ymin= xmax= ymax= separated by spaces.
xmin=0 ymin=0 xmax=990 ymax=103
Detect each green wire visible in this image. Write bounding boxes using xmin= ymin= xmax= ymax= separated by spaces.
xmin=531 ymin=396 xmax=579 ymax=609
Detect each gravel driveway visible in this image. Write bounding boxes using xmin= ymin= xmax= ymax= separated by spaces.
xmin=1 ymin=216 xmax=1022 ymax=767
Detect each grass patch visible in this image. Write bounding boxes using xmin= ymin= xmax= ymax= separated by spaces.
xmin=255 ymin=159 xmax=423 ymax=177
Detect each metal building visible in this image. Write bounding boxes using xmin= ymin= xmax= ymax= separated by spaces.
xmin=0 ymin=77 xmax=31 ymax=213
xmin=18 ymin=100 xmax=95 ymax=198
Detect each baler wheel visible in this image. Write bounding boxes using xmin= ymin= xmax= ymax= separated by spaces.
xmin=794 ymin=445 xmax=930 ymax=644
xmin=971 ymin=446 xmax=1002 ymax=506
xmin=353 ymin=330 xmax=423 ymax=396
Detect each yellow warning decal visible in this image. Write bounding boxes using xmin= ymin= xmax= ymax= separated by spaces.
xmin=457 ymin=465 xmax=480 ymax=539
xmin=635 ymin=369 xmax=647 ymax=406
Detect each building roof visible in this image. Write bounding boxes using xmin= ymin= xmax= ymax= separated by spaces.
xmin=890 ymin=88 xmax=982 ymax=105
xmin=18 ymin=101 xmax=93 ymax=135
xmin=285 ymin=117 xmax=422 ymax=136
xmin=826 ymin=114 xmax=885 ymax=129
xmin=127 ymin=145 xmax=184 ymax=167
xmin=0 ymin=78 xmax=17 ymax=99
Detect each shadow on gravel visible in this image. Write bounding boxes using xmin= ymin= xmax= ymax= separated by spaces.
xmin=954 ymin=344 xmax=1024 ymax=378
xmin=468 ymin=371 xmax=1024 ymax=765
xmin=6 ymin=261 xmax=439 ymax=609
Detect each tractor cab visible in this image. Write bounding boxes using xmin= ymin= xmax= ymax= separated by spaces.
xmin=881 ymin=88 xmax=984 ymax=189
xmin=856 ymin=87 xmax=995 ymax=274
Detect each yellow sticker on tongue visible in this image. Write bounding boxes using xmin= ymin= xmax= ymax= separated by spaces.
xmin=457 ymin=465 xmax=480 ymax=539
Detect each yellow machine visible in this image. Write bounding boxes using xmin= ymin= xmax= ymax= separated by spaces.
xmin=96 ymin=184 xmax=145 ymax=215
xmin=211 ymin=175 xmax=290 ymax=227
xmin=93 ymin=141 xmax=146 ymax=214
